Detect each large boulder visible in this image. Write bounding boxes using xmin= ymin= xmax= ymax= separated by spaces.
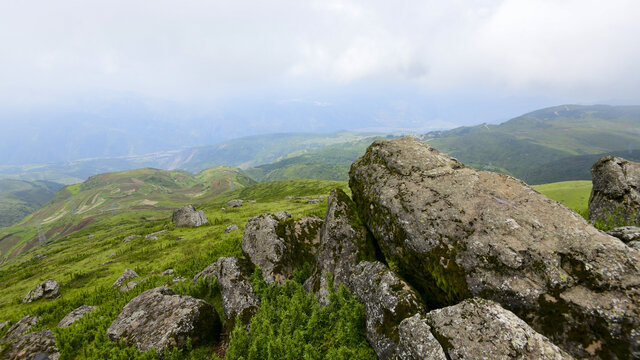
xmin=348 ymin=261 xmax=426 ymax=359
xmin=589 ymin=156 xmax=640 ymax=225
xmin=106 ymin=286 xmax=220 ymax=354
xmin=58 ymin=305 xmax=97 ymax=328
xmin=304 ymin=188 xmax=376 ymax=304
xmin=172 ymin=205 xmax=209 ymax=228
xmin=193 ymin=256 xmax=259 ymax=321
xmin=23 ymin=279 xmax=60 ymax=303
xmin=349 ymin=137 xmax=640 ymax=359
xmin=241 ymin=213 xmax=322 ymax=284
xmin=394 ymin=315 xmax=447 ymax=360
xmin=1 ymin=315 xmax=59 ymax=360
xmin=423 ymin=298 xmax=572 ymax=360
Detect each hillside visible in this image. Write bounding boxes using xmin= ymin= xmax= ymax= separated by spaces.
xmin=426 ymin=104 xmax=640 ymax=184
xmin=0 ymin=166 xmax=254 ymax=260
xmin=0 ymin=179 xmax=64 ymax=227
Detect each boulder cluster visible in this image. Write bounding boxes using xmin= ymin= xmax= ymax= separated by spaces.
xmin=589 ymin=155 xmax=640 ymax=224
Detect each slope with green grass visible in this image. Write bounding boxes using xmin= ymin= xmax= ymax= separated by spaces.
xmin=0 ymin=179 xmax=64 ymax=227
xmin=426 ymin=105 xmax=640 ymax=184
xmin=0 ymin=166 xmax=255 ymax=260
xmin=0 ymin=178 xmax=372 ymax=359
xmin=532 ymin=180 xmax=592 ymax=217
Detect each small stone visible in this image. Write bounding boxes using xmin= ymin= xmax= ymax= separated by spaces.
xmin=23 ymin=280 xmax=60 ymax=303
xmin=58 ymin=305 xmax=97 ymax=328
xmin=172 ymin=205 xmax=209 ymax=227
xmin=225 ymin=224 xmax=239 ymax=233
xmin=161 ymin=269 xmax=174 ymax=276
xmin=122 ymin=234 xmax=141 ymax=243
xmin=120 ymin=280 xmax=145 ymax=293
xmin=227 ymin=199 xmax=243 ymax=207
xmin=112 ymin=269 xmax=138 ymax=289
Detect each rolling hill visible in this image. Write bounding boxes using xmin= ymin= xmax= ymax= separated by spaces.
xmin=0 ymin=166 xmax=254 ymax=260
xmin=0 ymin=179 xmax=64 ymax=227
xmin=426 ymin=104 xmax=640 ymax=184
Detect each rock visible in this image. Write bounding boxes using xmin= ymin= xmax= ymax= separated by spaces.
xmin=0 ymin=321 xmax=7 ymax=331
xmin=225 ymin=224 xmax=239 ymax=233
xmin=193 ymin=257 xmax=259 ymax=321
xmin=304 ymin=188 xmax=376 ymax=304
xmin=109 ymin=252 xmax=116 ymax=257
xmin=348 ymin=261 xmax=426 ymax=359
xmin=285 ymin=196 xmax=294 ymax=200
xmin=607 ymin=226 xmax=640 ymax=243
xmin=112 ymin=268 xmax=139 ymax=289
xmin=274 ymin=210 xmax=290 ymax=220
xmin=101 ymin=261 xmax=113 ymax=266
xmin=172 ymin=276 xmax=186 ymax=283
xmin=589 ymin=156 xmax=640 ymax=225
xmin=23 ymin=280 xmax=60 ymax=303
xmin=106 ymin=286 xmax=220 ymax=354
xmin=306 ymin=199 xmax=321 ymax=204
xmin=394 ymin=314 xmax=447 ymax=360
xmin=162 ymin=269 xmax=174 ymax=276
xmin=58 ymin=305 xmax=97 ymax=328
xmin=247 ymin=200 xmax=257 ymax=203
xmin=424 ymin=298 xmax=573 ymax=360
xmin=172 ymin=205 xmax=209 ymax=228
xmin=87 ymin=234 xmax=95 ymax=239
xmin=2 ymin=315 xmax=39 ymax=340
xmin=227 ymin=199 xmax=243 ymax=208
xmin=349 ymin=137 xmax=640 ymax=359
xmin=242 ymin=213 xmax=322 ymax=284
xmin=629 ymin=241 xmax=640 ymax=250
xmin=2 ymin=329 xmax=59 ymax=360
xmin=120 ymin=280 xmax=145 ymax=293
xmin=123 ymin=234 xmax=141 ymax=243
xmin=145 ymin=230 xmax=167 ymax=240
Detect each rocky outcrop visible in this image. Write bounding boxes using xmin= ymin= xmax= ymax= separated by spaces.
xmin=58 ymin=305 xmax=97 ymax=328
xmin=227 ymin=200 xmax=243 ymax=208
xmin=172 ymin=205 xmax=209 ymax=228
xmin=607 ymin=226 xmax=640 ymax=243
xmin=1 ymin=315 xmax=59 ymax=360
xmin=349 ymin=137 xmax=640 ymax=359
xmin=424 ymin=298 xmax=572 ymax=360
xmin=304 ymin=188 xmax=375 ymax=304
xmin=112 ymin=268 xmax=139 ymax=289
xmin=241 ymin=212 xmax=322 ymax=284
xmin=23 ymin=280 xmax=60 ymax=303
xmin=589 ymin=156 xmax=640 ymax=225
xmin=395 ymin=314 xmax=447 ymax=360
xmin=107 ymin=286 xmax=220 ymax=354
xmin=193 ymin=257 xmax=259 ymax=321
xmin=348 ymin=261 xmax=425 ymax=359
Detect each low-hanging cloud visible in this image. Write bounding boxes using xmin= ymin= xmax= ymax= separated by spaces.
xmin=0 ymin=0 xmax=638 ymax=107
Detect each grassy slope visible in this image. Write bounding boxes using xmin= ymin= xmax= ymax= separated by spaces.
xmin=0 ymin=179 xmax=353 ymax=359
xmin=532 ymin=180 xmax=592 ymax=216
xmin=426 ymin=105 xmax=640 ymax=184
xmin=0 ymin=179 xmax=64 ymax=227
xmin=0 ymin=166 xmax=255 ymax=260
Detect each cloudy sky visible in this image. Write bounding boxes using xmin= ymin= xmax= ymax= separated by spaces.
xmin=0 ymin=0 xmax=638 ymax=158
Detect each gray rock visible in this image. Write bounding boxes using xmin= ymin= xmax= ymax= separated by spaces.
xmin=247 ymin=200 xmax=257 ymax=203
xmin=58 ymin=305 xmax=97 ymax=328
xmin=119 ymin=280 xmax=145 ymax=293
xmin=106 ymin=286 xmax=220 ymax=354
xmin=2 ymin=329 xmax=59 ymax=360
xmin=274 ymin=210 xmax=291 ymax=220
xmin=227 ymin=199 xmax=243 ymax=208
xmin=394 ymin=314 xmax=447 ymax=360
xmin=349 ymin=137 xmax=640 ymax=359
xmin=112 ymin=268 xmax=139 ymax=289
xmin=2 ymin=315 xmax=39 ymax=341
xmin=629 ymin=240 xmax=640 ymax=250
xmin=172 ymin=205 xmax=209 ymax=228
xmin=162 ymin=269 xmax=174 ymax=276
xmin=101 ymin=261 xmax=113 ymax=266
xmin=304 ymin=188 xmax=375 ymax=304
xmin=589 ymin=156 xmax=640 ymax=225
xmin=425 ymin=298 xmax=573 ymax=360
xmin=306 ymin=199 xmax=321 ymax=204
xmin=123 ymin=234 xmax=141 ymax=243
xmin=0 ymin=320 xmax=7 ymax=331
xmin=225 ymin=224 xmax=239 ymax=233
xmin=242 ymin=213 xmax=322 ymax=284
xmin=145 ymin=230 xmax=167 ymax=240
xmin=348 ymin=261 xmax=426 ymax=359
xmin=109 ymin=252 xmax=116 ymax=257
xmin=23 ymin=279 xmax=60 ymax=303
xmin=193 ymin=257 xmax=259 ymax=320
xmin=171 ymin=276 xmax=186 ymax=283
xmin=607 ymin=226 xmax=640 ymax=243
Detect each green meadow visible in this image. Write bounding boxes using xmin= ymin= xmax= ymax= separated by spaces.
xmin=532 ymin=180 xmax=592 ymax=217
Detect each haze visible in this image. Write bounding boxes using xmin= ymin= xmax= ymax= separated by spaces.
xmin=1 ymin=0 xmax=638 ymax=164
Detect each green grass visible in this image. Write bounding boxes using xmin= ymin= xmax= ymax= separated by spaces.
xmin=0 ymin=177 xmax=374 ymax=359
xmin=532 ymin=180 xmax=592 ymax=215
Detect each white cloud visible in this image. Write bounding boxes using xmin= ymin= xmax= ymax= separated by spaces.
xmin=0 ymin=0 xmax=638 ymax=106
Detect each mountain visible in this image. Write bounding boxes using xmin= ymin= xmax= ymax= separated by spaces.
xmin=0 ymin=166 xmax=254 ymax=259
xmin=425 ymin=104 xmax=640 ymax=184
xmin=0 ymin=179 xmax=64 ymax=227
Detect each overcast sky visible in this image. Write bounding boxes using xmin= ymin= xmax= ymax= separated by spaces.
xmin=1 ymin=0 xmax=639 ymax=133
